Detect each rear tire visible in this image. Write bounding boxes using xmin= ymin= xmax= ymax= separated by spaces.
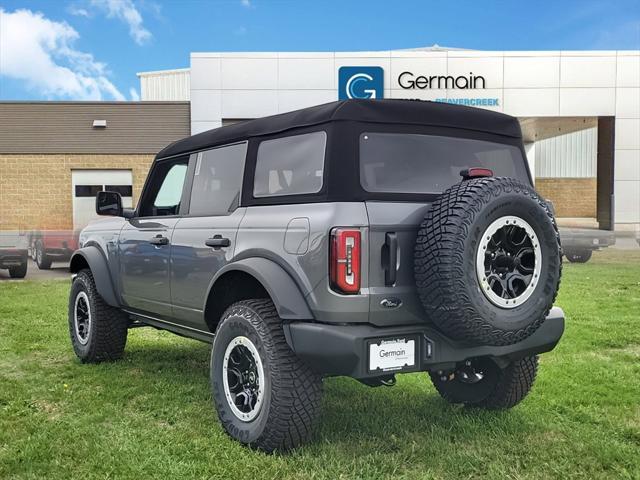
xmin=210 ymin=299 xmax=323 ymax=452
xmin=9 ymin=262 xmax=27 ymax=279
xmin=430 ymin=356 xmax=539 ymax=409
xmin=68 ymin=269 xmax=128 ymax=363
xmin=35 ymin=241 xmax=52 ymax=270
xmin=565 ymin=249 xmax=592 ymax=263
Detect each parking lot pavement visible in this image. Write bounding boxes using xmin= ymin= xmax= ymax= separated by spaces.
xmin=0 ymin=259 xmax=69 ymax=281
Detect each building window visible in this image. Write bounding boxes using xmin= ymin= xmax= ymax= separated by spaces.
xmin=105 ymin=185 xmax=133 ymax=197
xmin=74 ymin=185 xmax=103 ymax=197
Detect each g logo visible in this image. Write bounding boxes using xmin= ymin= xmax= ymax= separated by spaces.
xmin=339 ymin=66 xmax=384 ymax=100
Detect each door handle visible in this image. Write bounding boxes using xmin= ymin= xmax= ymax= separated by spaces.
xmin=205 ymin=235 xmax=231 ymax=249
xmin=383 ymin=232 xmax=398 ymax=286
xmin=149 ymin=234 xmax=169 ymax=246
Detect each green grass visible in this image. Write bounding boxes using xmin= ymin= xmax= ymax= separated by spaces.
xmin=1 ymin=251 xmax=639 ymax=479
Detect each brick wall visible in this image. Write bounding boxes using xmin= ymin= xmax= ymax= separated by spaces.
xmin=0 ymin=154 xmax=154 ymax=230
xmin=535 ymin=178 xmax=597 ymax=218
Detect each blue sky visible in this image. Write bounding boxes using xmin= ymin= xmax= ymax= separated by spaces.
xmin=1 ymin=0 xmax=639 ymax=101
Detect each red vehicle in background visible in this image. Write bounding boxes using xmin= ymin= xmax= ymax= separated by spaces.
xmin=28 ymin=230 xmax=80 ymax=270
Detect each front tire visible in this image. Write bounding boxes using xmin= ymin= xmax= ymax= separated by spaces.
xmin=211 ymin=299 xmax=322 ymax=452
xmin=430 ymin=356 xmax=539 ymax=409
xmin=68 ymin=269 xmax=128 ymax=363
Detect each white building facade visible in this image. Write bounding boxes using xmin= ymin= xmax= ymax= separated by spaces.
xmin=138 ymin=48 xmax=640 ymax=229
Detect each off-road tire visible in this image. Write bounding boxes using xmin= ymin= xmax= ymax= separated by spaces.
xmin=430 ymin=355 xmax=539 ymax=409
xmin=8 ymin=262 xmax=27 ymax=278
xmin=414 ymin=177 xmax=562 ymax=346
xmin=211 ymin=299 xmax=323 ymax=452
xmin=35 ymin=241 xmax=52 ymax=270
xmin=68 ymin=269 xmax=128 ymax=363
xmin=565 ymin=249 xmax=592 ymax=263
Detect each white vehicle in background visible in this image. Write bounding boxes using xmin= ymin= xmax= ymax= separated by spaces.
xmin=0 ymin=230 xmax=28 ymax=278
xmin=559 ymin=228 xmax=616 ymax=263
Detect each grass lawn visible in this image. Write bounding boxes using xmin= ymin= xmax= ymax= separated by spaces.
xmin=1 ymin=250 xmax=639 ymax=479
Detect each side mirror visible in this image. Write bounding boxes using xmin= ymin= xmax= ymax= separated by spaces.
xmin=96 ymin=191 xmax=123 ymax=216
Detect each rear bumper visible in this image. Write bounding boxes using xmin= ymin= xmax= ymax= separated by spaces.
xmin=560 ymin=230 xmax=616 ymax=250
xmin=284 ymin=307 xmax=565 ymax=380
xmin=0 ymin=249 xmax=28 ymax=268
xmin=43 ymin=247 xmax=74 ymax=259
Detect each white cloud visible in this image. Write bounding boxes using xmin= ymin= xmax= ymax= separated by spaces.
xmin=90 ymin=0 xmax=151 ymax=45
xmin=241 ymin=0 xmax=251 ymax=7
xmin=68 ymin=6 xmax=91 ymax=17
xmin=0 ymin=8 xmax=125 ymax=100
xmin=129 ymin=87 xmax=140 ymax=101
xmin=234 ymin=26 xmax=247 ymax=36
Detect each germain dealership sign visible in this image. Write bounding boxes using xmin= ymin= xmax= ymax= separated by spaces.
xmin=338 ymin=66 xmax=384 ymax=100
xmin=398 ymin=71 xmax=486 ymax=89
xmin=337 ymin=66 xmax=499 ymax=106
xmin=397 ymin=70 xmax=499 ymax=106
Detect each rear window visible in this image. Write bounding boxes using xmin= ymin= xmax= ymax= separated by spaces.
xmin=254 ymin=131 xmax=326 ymax=198
xmin=360 ymin=133 xmax=528 ymax=194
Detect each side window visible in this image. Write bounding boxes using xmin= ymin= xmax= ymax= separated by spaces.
xmin=189 ymin=142 xmax=247 ymax=216
xmin=253 ymin=131 xmax=326 ymax=198
xmin=139 ymin=158 xmax=189 ymax=217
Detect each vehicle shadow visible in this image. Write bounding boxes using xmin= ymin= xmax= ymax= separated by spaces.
xmin=119 ymin=338 xmax=529 ymax=453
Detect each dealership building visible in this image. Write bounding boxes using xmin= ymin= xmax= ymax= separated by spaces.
xmin=139 ymin=47 xmax=640 ymax=231
xmin=1 ymin=46 xmax=639 ymax=232
xmin=0 ymin=102 xmax=189 ymax=232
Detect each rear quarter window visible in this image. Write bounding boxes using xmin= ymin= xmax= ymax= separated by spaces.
xmin=189 ymin=142 xmax=247 ymax=216
xmin=360 ymin=132 xmax=528 ymax=194
xmin=253 ymin=131 xmax=327 ymax=198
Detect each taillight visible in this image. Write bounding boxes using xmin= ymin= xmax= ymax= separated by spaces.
xmin=460 ymin=167 xmax=494 ymax=180
xmin=330 ymin=228 xmax=361 ymax=294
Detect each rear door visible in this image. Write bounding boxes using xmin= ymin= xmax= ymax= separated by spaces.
xmin=170 ymin=142 xmax=248 ymax=330
xmin=360 ymin=131 xmax=530 ymax=327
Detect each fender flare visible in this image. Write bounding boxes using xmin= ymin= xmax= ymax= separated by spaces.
xmin=208 ymin=257 xmax=314 ymax=320
xmin=69 ymin=247 xmax=120 ymax=307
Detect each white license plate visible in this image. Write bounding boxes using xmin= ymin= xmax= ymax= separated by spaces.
xmin=369 ymin=337 xmax=416 ymax=372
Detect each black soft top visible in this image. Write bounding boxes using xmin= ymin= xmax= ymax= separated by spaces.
xmin=156 ymin=99 xmax=522 ymax=159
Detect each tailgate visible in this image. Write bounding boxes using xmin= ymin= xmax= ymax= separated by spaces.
xmin=0 ymin=231 xmax=26 ymax=249
xmin=365 ymin=201 xmax=432 ymax=327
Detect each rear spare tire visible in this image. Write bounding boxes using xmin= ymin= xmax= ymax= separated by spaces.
xmin=414 ymin=177 xmax=562 ymax=346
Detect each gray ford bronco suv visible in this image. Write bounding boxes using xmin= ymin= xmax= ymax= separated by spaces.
xmin=68 ymin=99 xmax=564 ymax=452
